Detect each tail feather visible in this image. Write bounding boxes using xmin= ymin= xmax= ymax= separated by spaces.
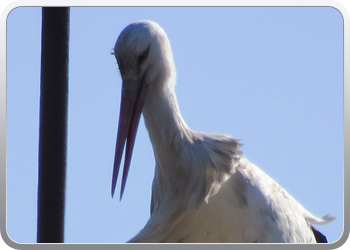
xmin=305 ymin=214 xmax=335 ymax=225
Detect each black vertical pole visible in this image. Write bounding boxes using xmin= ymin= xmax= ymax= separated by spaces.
xmin=37 ymin=7 xmax=69 ymax=243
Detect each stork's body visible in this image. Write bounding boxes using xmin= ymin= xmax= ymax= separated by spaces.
xmin=111 ymin=20 xmax=334 ymax=243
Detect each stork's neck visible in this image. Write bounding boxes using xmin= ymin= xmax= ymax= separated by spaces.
xmin=142 ymin=79 xmax=191 ymax=164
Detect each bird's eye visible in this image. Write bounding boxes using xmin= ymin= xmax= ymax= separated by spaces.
xmin=137 ymin=45 xmax=150 ymax=65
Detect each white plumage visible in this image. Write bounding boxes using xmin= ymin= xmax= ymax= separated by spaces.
xmin=111 ymin=20 xmax=334 ymax=243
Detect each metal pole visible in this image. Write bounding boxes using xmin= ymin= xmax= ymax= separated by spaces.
xmin=37 ymin=7 xmax=69 ymax=243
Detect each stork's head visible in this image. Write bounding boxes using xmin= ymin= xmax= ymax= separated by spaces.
xmin=111 ymin=21 xmax=175 ymax=199
xmin=114 ymin=21 xmax=175 ymax=90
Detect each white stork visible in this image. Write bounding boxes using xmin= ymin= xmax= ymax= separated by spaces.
xmin=111 ymin=20 xmax=334 ymax=243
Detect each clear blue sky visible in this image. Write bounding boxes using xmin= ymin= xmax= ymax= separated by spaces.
xmin=7 ymin=7 xmax=343 ymax=243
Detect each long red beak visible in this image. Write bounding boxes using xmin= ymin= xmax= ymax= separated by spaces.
xmin=111 ymin=79 xmax=149 ymax=199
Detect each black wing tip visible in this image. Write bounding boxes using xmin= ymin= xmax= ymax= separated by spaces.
xmin=311 ymin=226 xmax=328 ymax=243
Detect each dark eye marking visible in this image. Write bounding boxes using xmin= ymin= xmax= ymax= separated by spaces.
xmin=137 ymin=45 xmax=150 ymax=66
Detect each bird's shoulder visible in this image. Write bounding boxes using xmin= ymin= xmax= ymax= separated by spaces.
xmin=225 ymin=158 xmax=334 ymax=241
